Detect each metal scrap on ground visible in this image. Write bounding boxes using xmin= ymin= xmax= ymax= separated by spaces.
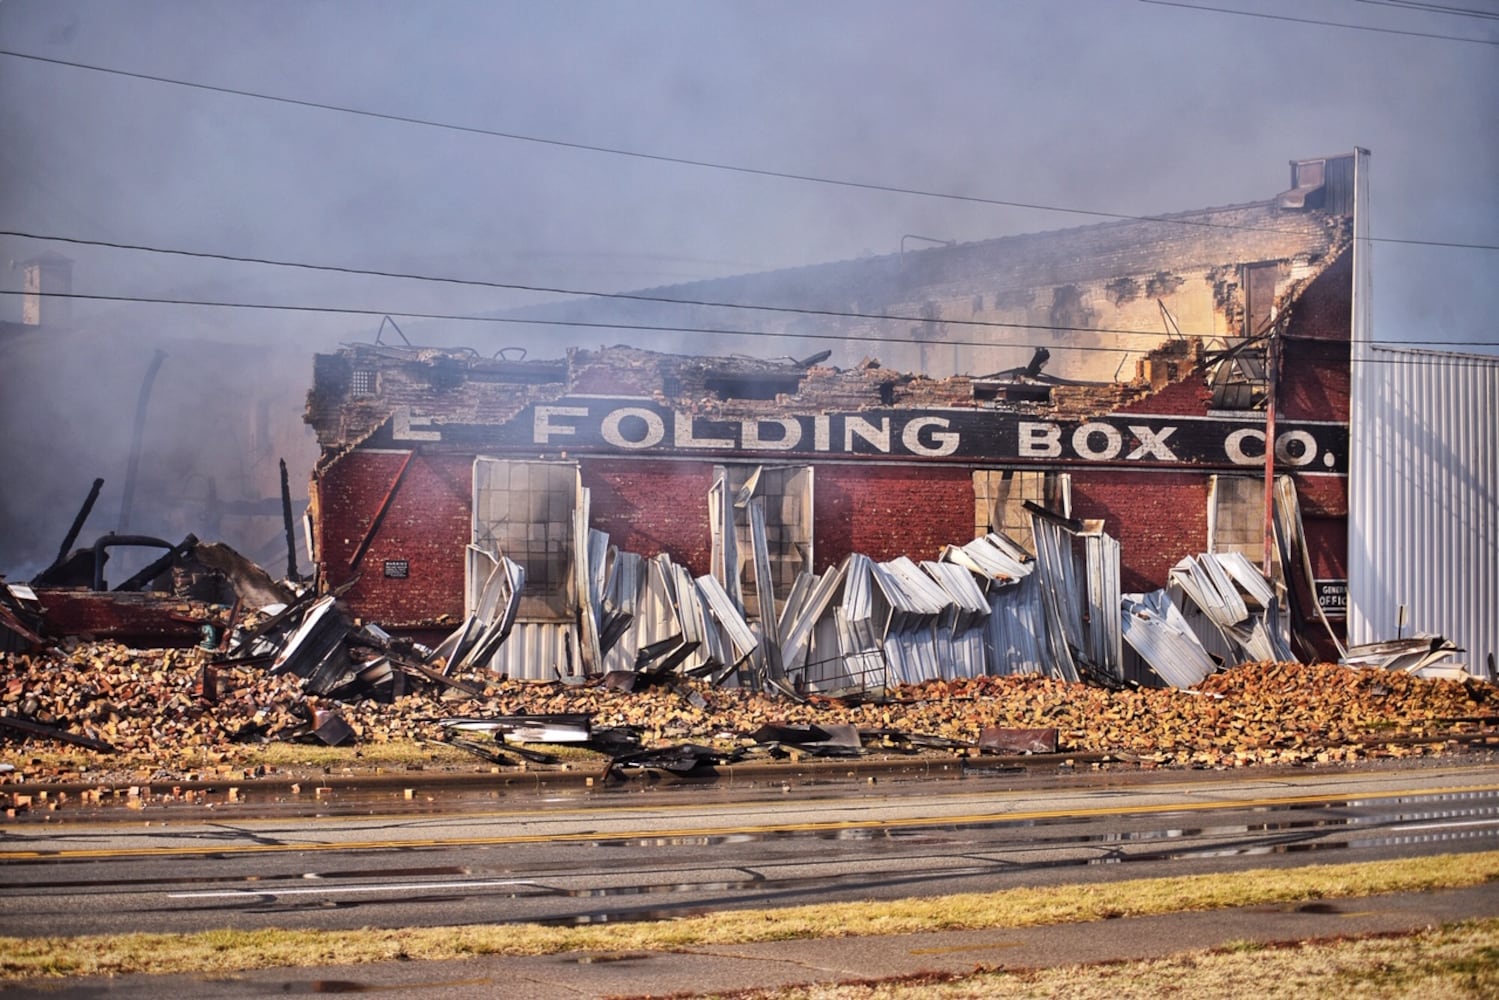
xmin=1 ymin=465 xmax=1491 ymax=782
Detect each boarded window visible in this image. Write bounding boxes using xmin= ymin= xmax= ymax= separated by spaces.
xmin=1208 ymin=474 xmax=1269 ymax=565
xmin=972 ymin=469 xmax=1067 ymax=552
xmin=472 ymin=458 xmax=577 ymax=620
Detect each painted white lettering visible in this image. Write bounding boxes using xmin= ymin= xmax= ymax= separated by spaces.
xmin=844 ymin=416 xmax=891 ymax=452
xmin=392 ymin=406 xmax=441 ymax=442
xmin=742 ymin=417 xmax=801 ymax=451
xmin=902 ymin=416 xmax=959 ymax=457
xmin=814 ymin=414 xmax=830 ymax=451
xmin=533 ymin=405 xmax=587 ymax=444
xmin=1275 ymin=430 xmax=1318 ymax=467
xmin=1018 ymin=421 xmax=1062 ymax=458
xmin=1225 ymin=427 xmax=1266 ymax=465
xmin=1126 ymin=425 xmax=1179 ymax=461
xmin=1072 ymin=422 xmax=1122 ymax=461
xmin=672 ymin=412 xmax=734 ymax=449
xmin=603 ymin=407 xmax=665 ymax=449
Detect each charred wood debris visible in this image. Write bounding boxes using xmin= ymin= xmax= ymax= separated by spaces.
xmin=1 ymin=475 xmax=1494 ymax=793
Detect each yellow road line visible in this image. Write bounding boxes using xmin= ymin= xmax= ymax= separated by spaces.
xmin=3 ymin=782 xmax=1495 ymax=862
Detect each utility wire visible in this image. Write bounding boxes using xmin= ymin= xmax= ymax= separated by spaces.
xmin=0 ymin=49 xmax=1494 ymax=253
xmin=0 ymin=226 xmax=1408 ymax=346
xmin=1139 ymin=0 xmax=1499 ymax=42
xmin=0 ymin=228 xmax=1286 ymax=343
xmin=0 ymin=288 xmax=1154 ymax=355
xmin=3 ymin=289 xmax=1493 ymax=363
xmin=5 ymin=229 xmax=1497 ymax=348
xmin=1346 ymin=0 xmax=1499 ymax=21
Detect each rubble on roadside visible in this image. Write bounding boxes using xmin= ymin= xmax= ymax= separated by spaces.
xmin=5 ymin=471 xmax=1494 ymax=799
xmin=1 ymin=638 xmax=1493 ymax=794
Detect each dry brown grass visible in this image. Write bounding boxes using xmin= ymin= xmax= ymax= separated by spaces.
xmin=732 ymin=919 xmax=1499 ymax=999
xmin=2 ymin=851 xmax=1496 ymax=981
xmin=6 ymin=739 xmax=486 ymax=779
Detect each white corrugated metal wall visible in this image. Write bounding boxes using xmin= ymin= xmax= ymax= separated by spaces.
xmin=1348 ymin=346 xmax=1499 ymax=676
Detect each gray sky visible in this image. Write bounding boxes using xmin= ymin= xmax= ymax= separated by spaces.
xmin=1 ymin=0 xmax=1496 ymax=355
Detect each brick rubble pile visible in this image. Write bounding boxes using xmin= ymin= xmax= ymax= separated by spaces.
xmin=2 ymin=642 xmax=1494 ymax=777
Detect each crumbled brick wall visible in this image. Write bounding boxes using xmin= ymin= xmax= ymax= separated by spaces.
xmin=812 ymin=464 xmax=975 ymax=570
xmin=314 ymin=450 xmax=471 ymax=627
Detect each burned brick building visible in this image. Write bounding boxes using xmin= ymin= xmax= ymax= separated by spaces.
xmin=304 ymin=153 xmax=1356 ymax=681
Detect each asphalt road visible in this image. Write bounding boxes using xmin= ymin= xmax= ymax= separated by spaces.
xmin=1 ymin=763 xmax=1496 ymax=938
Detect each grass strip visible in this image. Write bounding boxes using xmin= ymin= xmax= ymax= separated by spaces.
xmin=732 ymin=918 xmax=1499 ymax=999
xmin=3 ymin=851 xmax=1496 ymax=980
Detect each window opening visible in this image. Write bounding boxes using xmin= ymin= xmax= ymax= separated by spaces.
xmin=472 ymin=458 xmax=578 ymax=620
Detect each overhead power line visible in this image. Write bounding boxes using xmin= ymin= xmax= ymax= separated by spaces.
xmin=0 ymin=288 xmax=1157 ymax=355
xmin=5 ymin=228 xmax=1497 ymax=349
xmin=0 ymin=49 xmax=1494 ymax=252
xmin=1347 ymin=0 xmax=1499 ymax=21
xmin=0 ymin=228 xmax=1272 ymax=342
xmin=1138 ymin=0 xmax=1499 ymax=43
xmin=0 ymin=227 xmax=1420 ymax=346
xmin=3 ymin=289 xmax=1493 ymax=364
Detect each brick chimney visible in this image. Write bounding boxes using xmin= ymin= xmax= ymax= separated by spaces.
xmin=21 ymin=252 xmax=73 ymax=328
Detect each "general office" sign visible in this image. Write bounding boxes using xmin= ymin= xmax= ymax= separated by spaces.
xmin=388 ymin=399 xmax=1348 ymax=474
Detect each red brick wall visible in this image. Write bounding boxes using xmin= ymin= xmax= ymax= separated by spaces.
xmin=1069 ymin=473 xmax=1209 ymax=593
xmin=1269 ymin=250 xmax=1352 ymax=423
xmin=316 ymin=449 xmax=1342 ymax=625
xmin=1280 ymin=338 xmax=1351 ymax=423
xmin=1114 ymin=370 xmax=1214 ymax=417
xmin=582 ymin=460 xmax=715 ymax=576
xmin=813 ymin=464 xmax=974 ymax=570
xmin=1302 ymin=514 xmax=1346 ymax=582
xmin=314 ymin=450 xmax=471 ymax=627
xmin=1285 ymin=250 xmax=1351 ymax=344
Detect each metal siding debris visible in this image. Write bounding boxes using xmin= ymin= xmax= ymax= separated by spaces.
xmin=869 ymin=558 xmax=932 ymax=685
xmin=270 ymin=595 xmax=352 ymax=695
xmin=572 ymin=483 xmax=601 ymax=680
xmin=923 ymin=560 xmax=991 ymax=680
xmin=708 ymin=467 xmax=743 ymax=611
xmin=941 ymin=533 xmax=1034 ymax=586
xmin=1272 ymin=475 xmax=1346 ymax=660
xmin=978 ymin=726 xmax=1059 ymax=754
xmin=778 ymin=562 xmax=845 ymax=675
xmin=983 ymin=572 xmax=1049 ymax=676
xmin=1121 ymin=590 xmax=1219 ymax=689
xmin=1028 ymin=515 xmax=1083 ymax=683
xmin=1169 ymin=553 xmax=1293 ymax=665
xmin=1342 ymin=635 xmax=1463 ymax=674
xmin=487 ymin=621 xmax=575 ymax=681
xmin=746 ymin=497 xmax=781 ymax=648
xmin=1084 ymin=533 xmax=1124 ymax=685
xmin=0 ymin=581 xmax=45 ymax=652
xmin=455 ymin=555 xmax=525 ymax=672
